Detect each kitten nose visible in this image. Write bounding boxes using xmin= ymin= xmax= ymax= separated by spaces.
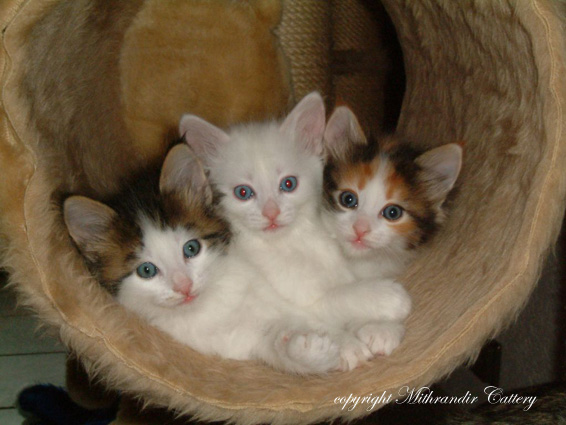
xmin=353 ymin=219 xmax=371 ymax=238
xmin=173 ymin=275 xmax=193 ymax=295
xmin=262 ymin=199 xmax=280 ymax=221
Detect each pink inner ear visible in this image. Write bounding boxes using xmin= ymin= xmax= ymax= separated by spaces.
xmin=280 ymin=92 xmax=325 ymax=155
xmin=179 ymin=114 xmax=230 ymax=160
xmin=299 ymin=111 xmax=325 ymax=154
xmin=324 ymin=106 xmax=366 ymax=160
xmin=325 ymin=108 xmax=350 ymax=145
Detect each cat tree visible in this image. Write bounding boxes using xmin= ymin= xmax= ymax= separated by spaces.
xmin=1 ymin=0 xmax=565 ymax=424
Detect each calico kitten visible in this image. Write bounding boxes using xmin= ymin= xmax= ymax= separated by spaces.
xmin=180 ymin=92 xmax=412 ymax=370
xmin=323 ymin=106 xmax=463 ymax=280
xmin=63 ymin=145 xmax=230 ymax=319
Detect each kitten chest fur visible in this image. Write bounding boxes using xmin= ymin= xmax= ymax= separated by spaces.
xmin=232 ymin=215 xmax=355 ymax=306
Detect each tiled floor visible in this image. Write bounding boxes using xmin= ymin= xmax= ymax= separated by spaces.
xmin=0 ymin=272 xmax=67 ymax=425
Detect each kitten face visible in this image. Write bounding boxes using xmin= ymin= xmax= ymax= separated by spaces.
xmin=181 ymin=92 xmax=326 ymax=236
xmin=64 ymin=145 xmax=231 ymax=313
xmin=209 ymin=124 xmax=323 ymax=235
xmin=325 ymin=154 xmax=432 ymax=257
xmin=323 ymin=107 xmax=462 ymax=259
xmin=114 ymin=219 xmax=223 ymax=311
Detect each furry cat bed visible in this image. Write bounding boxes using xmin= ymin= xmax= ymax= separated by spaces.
xmin=1 ymin=1 xmax=566 ymax=424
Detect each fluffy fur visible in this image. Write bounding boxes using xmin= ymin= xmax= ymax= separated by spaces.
xmin=323 ymin=106 xmax=463 ymax=279
xmin=181 ymin=92 xmax=412 ymax=371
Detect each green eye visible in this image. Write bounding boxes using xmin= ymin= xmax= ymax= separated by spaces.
xmin=183 ymin=239 xmax=201 ymax=258
xmin=136 ymin=262 xmax=158 ymax=279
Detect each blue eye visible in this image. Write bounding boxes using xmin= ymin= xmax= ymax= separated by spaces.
xmin=234 ymin=185 xmax=254 ymax=200
xmin=136 ymin=262 xmax=158 ymax=279
xmin=382 ymin=204 xmax=404 ymax=221
xmin=183 ymin=239 xmax=201 ymax=258
xmin=280 ymin=176 xmax=297 ymax=192
xmin=339 ymin=191 xmax=358 ymax=209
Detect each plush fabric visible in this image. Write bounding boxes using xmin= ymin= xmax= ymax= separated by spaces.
xmin=1 ymin=1 xmax=566 ymax=424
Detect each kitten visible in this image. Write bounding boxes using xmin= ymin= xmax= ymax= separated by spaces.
xmin=63 ymin=144 xmax=346 ymax=374
xmin=180 ymin=92 xmax=412 ymax=370
xmin=323 ymin=106 xmax=463 ymax=280
xmin=63 ymin=145 xmax=230 ymax=320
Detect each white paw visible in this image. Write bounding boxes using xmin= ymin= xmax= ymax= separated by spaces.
xmin=337 ymin=333 xmax=373 ymax=372
xmin=356 ymin=322 xmax=405 ymax=356
xmin=285 ymin=331 xmax=340 ymax=372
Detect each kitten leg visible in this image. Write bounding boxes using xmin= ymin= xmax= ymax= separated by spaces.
xmin=284 ymin=330 xmax=341 ymax=372
xmin=352 ymin=321 xmax=406 ymax=356
xmin=313 ymin=279 xmax=411 ymax=325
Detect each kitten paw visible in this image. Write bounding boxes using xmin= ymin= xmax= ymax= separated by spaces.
xmin=337 ymin=334 xmax=373 ymax=372
xmin=356 ymin=322 xmax=405 ymax=356
xmin=284 ymin=331 xmax=340 ymax=372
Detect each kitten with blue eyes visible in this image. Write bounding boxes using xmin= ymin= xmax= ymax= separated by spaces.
xmin=63 ymin=145 xmax=231 ymax=322
xmin=323 ymin=106 xmax=463 ymax=280
xmin=180 ymin=92 xmax=412 ymax=369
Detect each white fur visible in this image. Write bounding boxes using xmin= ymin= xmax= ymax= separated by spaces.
xmin=178 ymin=92 xmax=412 ymax=372
xmin=117 ymin=226 xmax=345 ymax=374
xmin=116 ymin=219 xmax=221 ymax=321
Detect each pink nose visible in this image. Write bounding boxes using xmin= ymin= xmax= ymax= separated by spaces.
xmin=262 ymin=199 xmax=281 ymax=221
xmin=353 ymin=219 xmax=371 ymax=238
xmin=173 ymin=275 xmax=193 ymax=296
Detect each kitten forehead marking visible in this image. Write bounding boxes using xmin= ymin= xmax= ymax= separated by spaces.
xmin=139 ymin=216 xmax=200 ymax=271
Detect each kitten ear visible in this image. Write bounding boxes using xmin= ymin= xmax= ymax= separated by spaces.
xmin=160 ymin=144 xmax=212 ymax=203
xmin=416 ymin=143 xmax=463 ymax=205
xmin=64 ymin=196 xmax=117 ymax=262
xmin=280 ymin=91 xmax=325 ymax=156
xmin=324 ymin=106 xmax=367 ymax=160
xmin=179 ymin=114 xmax=230 ymax=161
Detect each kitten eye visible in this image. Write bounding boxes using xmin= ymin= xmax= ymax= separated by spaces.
xmin=136 ymin=262 xmax=158 ymax=279
xmin=339 ymin=191 xmax=358 ymax=209
xmin=183 ymin=239 xmax=201 ymax=258
xmin=280 ymin=176 xmax=298 ymax=192
xmin=381 ymin=204 xmax=404 ymax=221
xmin=234 ymin=185 xmax=254 ymax=201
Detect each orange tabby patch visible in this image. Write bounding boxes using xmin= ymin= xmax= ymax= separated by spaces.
xmin=339 ymin=157 xmax=381 ymax=191
xmin=390 ymin=220 xmax=419 ymax=245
